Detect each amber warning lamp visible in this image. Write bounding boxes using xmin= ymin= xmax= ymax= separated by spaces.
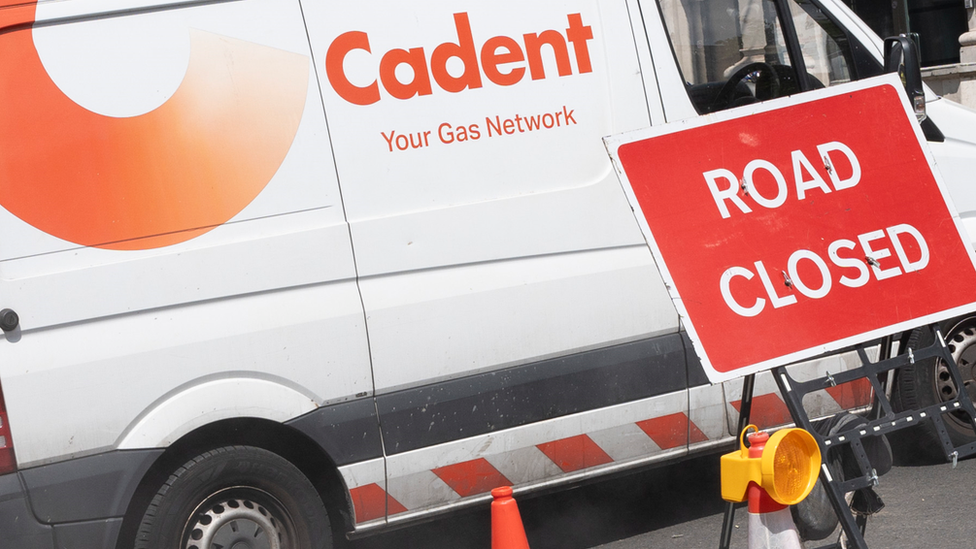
xmin=721 ymin=425 xmax=821 ymax=505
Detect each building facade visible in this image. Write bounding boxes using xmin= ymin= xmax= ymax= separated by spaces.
xmin=846 ymin=0 xmax=976 ymax=108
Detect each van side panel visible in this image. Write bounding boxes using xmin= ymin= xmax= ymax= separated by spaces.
xmin=0 ymin=0 xmax=372 ymax=471
xmin=0 ymin=474 xmax=53 ymax=548
xmin=286 ymin=399 xmax=385 ymax=466
xmin=19 ymin=450 xmax=162 ymax=523
xmin=302 ymin=0 xmax=674 ymax=389
xmin=303 ymin=0 xmax=690 ymax=524
xmin=375 ymin=335 xmax=688 ymax=456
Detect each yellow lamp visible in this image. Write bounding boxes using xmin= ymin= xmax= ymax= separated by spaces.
xmin=721 ymin=424 xmax=821 ymax=506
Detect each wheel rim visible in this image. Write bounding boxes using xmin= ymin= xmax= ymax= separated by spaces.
xmin=183 ymin=487 xmax=294 ymax=549
xmin=936 ymin=320 xmax=976 ymax=431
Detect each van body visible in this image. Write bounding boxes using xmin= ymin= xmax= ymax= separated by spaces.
xmin=1 ymin=0 xmax=974 ymax=547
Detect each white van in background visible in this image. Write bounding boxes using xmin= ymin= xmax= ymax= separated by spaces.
xmin=0 ymin=1 xmax=974 ymax=548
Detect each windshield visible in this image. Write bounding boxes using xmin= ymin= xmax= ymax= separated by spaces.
xmin=658 ymin=0 xmax=860 ymax=114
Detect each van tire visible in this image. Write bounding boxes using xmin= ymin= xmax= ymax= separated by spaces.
xmin=891 ymin=318 xmax=976 ymax=462
xmin=134 ymin=445 xmax=332 ymax=549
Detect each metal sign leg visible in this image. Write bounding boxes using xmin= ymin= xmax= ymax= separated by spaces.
xmin=718 ymin=373 xmax=755 ymax=549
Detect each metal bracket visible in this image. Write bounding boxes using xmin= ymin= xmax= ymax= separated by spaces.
xmin=767 ymin=324 xmax=976 ymax=549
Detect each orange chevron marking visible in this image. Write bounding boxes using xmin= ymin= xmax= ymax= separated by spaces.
xmin=636 ymin=412 xmax=708 ymax=449
xmin=349 ymin=483 xmax=407 ymax=523
xmin=433 ymin=458 xmax=511 ymax=497
xmin=0 ymin=1 xmax=308 ymax=250
xmin=825 ymin=377 xmax=874 ymax=409
xmin=432 ymin=458 xmax=511 ymax=497
xmin=731 ymin=393 xmax=793 ymax=429
xmin=537 ymin=434 xmax=614 ymax=472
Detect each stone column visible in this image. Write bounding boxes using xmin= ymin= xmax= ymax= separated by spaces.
xmin=961 ymin=6 xmax=976 ymax=61
xmin=959 ymin=5 xmax=976 ymax=106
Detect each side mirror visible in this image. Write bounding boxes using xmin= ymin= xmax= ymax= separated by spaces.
xmin=884 ymin=34 xmax=926 ymax=122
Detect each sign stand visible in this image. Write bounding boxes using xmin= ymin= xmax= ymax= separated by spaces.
xmin=602 ymin=76 xmax=976 ymax=549
xmin=719 ymin=324 xmax=976 ymax=549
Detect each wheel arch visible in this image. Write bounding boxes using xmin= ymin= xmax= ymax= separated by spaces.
xmin=116 ymin=374 xmax=321 ymax=450
xmin=115 ymin=416 xmax=355 ymax=549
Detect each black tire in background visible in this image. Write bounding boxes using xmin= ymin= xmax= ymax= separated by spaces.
xmin=891 ymin=317 xmax=976 ymax=462
xmin=134 ymin=445 xmax=333 ymax=549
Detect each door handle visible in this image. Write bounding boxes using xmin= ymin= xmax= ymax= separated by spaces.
xmin=0 ymin=309 xmax=19 ymax=333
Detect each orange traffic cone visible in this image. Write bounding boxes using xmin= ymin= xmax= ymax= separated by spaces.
xmin=491 ymin=486 xmax=531 ymax=549
xmin=745 ymin=432 xmax=804 ymax=549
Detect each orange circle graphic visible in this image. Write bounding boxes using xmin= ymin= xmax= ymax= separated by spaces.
xmin=0 ymin=2 xmax=308 ymax=250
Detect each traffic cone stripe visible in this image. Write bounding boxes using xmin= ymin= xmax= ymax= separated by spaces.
xmin=748 ymin=507 xmax=805 ymax=549
xmin=747 ymin=482 xmax=787 ymax=514
xmin=340 ymin=379 xmax=870 ymax=525
xmin=433 ymin=457 xmax=512 ymax=497
xmin=636 ymin=412 xmax=709 ymax=449
xmin=743 ymin=431 xmax=805 ymax=549
xmin=537 ymin=434 xmax=614 ymax=472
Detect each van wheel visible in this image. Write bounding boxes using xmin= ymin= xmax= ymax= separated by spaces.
xmin=892 ymin=318 xmax=976 ymax=461
xmin=134 ymin=445 xmax=332 ymax=549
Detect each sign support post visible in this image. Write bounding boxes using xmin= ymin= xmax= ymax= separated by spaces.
xmin=718 ymin=374 xmax=755 ymax=549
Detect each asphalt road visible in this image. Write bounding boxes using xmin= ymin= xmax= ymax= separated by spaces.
xmin=348 ymin=450 xmax=976 ymax=549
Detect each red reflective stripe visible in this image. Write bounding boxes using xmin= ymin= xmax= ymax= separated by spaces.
xmin=826 ymin=377 xmax=874 ymax=409
xmin=536 ymin=434 xmax=613 ymax=472
xmin=636 ymin=412 xmax=707 ymax=449
xmin=349 ymin=484 xmax=388 ymax=523
xmin=349 ymin=483 xmax=408 ymax=522
xmin=360 ymin=409 xmax=728 ymax=520
xmin=732 ymin=394 xmax=792 ymax=429
xmin=688 ymin=420 xmax=709 ymax=444
xmin=387 ymin=493 xmax=408 ymax=516
xmin=0 ymin=380 xmax=15 ymax=475
xmin=433 ymin=458 xmax=511 ymax=497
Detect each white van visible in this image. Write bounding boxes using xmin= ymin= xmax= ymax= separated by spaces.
xmin=0 ymin=0 xmax=974 ymax=548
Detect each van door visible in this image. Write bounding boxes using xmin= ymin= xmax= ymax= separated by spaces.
xmin=302 ymin=0 xmax=717 ymax=527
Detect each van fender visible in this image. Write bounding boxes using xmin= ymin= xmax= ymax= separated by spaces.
xmin=116 ymin=375 xmax=319 ymax=450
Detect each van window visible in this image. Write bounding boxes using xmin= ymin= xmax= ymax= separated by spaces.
xmin=787 ymin=0 xmax=852 ymax=87
xmin=659 ymin=0 xmax=859 ymax=114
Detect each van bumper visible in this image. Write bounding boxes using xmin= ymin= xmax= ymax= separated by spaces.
xmin=0 ymin=470 xmax=128 ymax=548
xmin=1 ymin=449 xmax=163 ymax=549
xmin=0 ymin=472 xmax=54 ymax=549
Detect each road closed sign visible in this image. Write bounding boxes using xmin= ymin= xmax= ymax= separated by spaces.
xmin=605 ymin=74 xmax=976 ymax=383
